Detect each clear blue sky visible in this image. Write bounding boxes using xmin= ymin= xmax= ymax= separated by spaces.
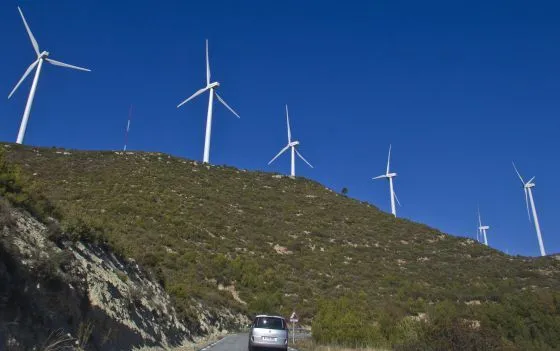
xmin=1 ymin=0 xmax=558 ymax=256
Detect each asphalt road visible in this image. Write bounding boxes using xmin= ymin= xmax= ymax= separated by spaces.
xmin=199 ymin=333 xmax=299 ymax=351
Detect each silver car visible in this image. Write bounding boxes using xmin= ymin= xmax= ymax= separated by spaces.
xmin=248 ymin=315 xmax=289 ymax=351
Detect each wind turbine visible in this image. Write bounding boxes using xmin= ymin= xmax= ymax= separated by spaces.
xmin=477 ymin=208 xmax=489 ymax=246
xmin=268 ymin=105 xmax=313 ymax=178
xmin=373 ymin=145 xmax=401 ymax=217
xmin=513 ymin=162 xmax=546 ymax=256
xmin=8 ymin=7 xmax=91 ymax=145
xmin=177 ymin=39 xmax=240 ymax=164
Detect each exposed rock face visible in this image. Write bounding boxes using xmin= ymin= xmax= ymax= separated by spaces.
xmin=0 ymin=199 xmax=248 ymax=350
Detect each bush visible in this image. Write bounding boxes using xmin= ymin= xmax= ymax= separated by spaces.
xmin=312 ymin=295 xmax=386 ymax=347
xmin=60 ymin=217 xmax=103 ymax=244
xmin=248 ymin=291 xmax=284 ymax=316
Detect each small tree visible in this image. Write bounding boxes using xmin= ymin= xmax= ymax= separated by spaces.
xmin=341 ymin=187 xmax=349 ymax=196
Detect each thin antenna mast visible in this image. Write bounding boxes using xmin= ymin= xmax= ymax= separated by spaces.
xmin=124 ymin=105 xmax=132 ymax=151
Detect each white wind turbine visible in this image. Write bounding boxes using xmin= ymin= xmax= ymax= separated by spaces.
xmin=373 ymin=145 xmax=401 ymax=217
xmin=177 ymin=40 xmax=240 ymax=164
xmin=8 ymin=7 xmax=91 ymax=144
xmin=513 ymin=162 xmax=546 ymax=256
xmin=268 ymin=105 xmax=313 ymax=178
xmin=477 ymin=208 xmax=489 ymax=246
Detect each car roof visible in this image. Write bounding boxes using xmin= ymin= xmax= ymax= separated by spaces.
xmin=255 ymin=315 xmax=285 ymax=319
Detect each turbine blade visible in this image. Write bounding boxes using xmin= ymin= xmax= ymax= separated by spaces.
xmin=286 ymin=105 xmax=292 ymax=143
xmin=296 ymin=149 xmax=313 ymax=168
xmin=512 ymin=161 xmax=525 ymax=184
xmin=527 ymin=176 xmax=535 ymax=184
xmin=18 ymin=7 xmax=40 ymax=56
xmin=524 ymin=188 xmax=531 ymax=222
xmin=8 ymin=59 xmax=39 ymax=99
xmin=46 ymin=58 xmax=90 ymax=72
xmin=386 ymin=144 xmax=392 ymax=174
xmin=177 ymin=86 xmax=209 ymax=108
xmin=206 ymin=39 xmax=211 ymax=86
xmin=394 ymin=191 xmax=402 ymax=207
xmin=478 ymin=208 xmax=482 ymax=227
xmin=268 ymin=145 xmax=290 ymax=165
xmin=373 ymin=175 xmax=387 ymax=180
xmin=215 ymin=92 xmax=240 ymax=118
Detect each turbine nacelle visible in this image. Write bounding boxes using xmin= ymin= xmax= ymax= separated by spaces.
xmin=479 ymin=226 xmax=490 ymax=230
xmin=208 ymin=81 xmax=220 ymax=89
xmin=374 ymin=172 xmax=397 ymax=180
xmin=523 ymin=176 xmax=536 ymax=189
xmin=39 ymin=51 xmax=49 ymax=58
xmin=289 ymin=141 xmax=300 ymax=147
xmin=513 ymin=162 xmax=536 ymax=188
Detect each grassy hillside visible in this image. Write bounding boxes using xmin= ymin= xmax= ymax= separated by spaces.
xmin=3 ymin=144 xmax=560 ymax=349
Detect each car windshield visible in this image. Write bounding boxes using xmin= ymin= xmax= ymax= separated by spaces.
xmin=254 ymin=317 xmax=285 ymax=330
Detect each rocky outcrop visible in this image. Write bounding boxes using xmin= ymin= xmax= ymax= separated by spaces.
xmin=0 ymin=198 xmax=248 ymax=350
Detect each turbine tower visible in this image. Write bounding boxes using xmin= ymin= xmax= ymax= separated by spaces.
xmin=477 ymin=208 xmax=489 ymax=246
xmin=513 ymin=162 xmax=546 ymax=256
xmin=268 ymin=105 xmax=313 ymax=178
xmin=373 ymin=145 xmax=401 ymax=217
xmin=8 ymin=7 xmax=91 ymax=144
xmin=177 ymin=40 xmax=240 ymax=164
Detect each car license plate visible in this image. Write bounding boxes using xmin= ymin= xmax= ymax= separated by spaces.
xmin=262 ymin=336 xmax=277 ymax=341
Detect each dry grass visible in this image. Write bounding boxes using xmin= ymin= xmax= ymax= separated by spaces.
xmin=40 ymin=329 xmax=76 ymax=351
xmin=294 ymin=339 xmax=388 ymax=351
xmin=133 ymin=332 xmax=227 ymax=351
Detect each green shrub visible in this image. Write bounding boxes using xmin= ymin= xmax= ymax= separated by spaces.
xmin=312 ymin=295 xmax=386 ymax=347
xmin=248 ymin=291 xmax=284 ymax=316
xmin=313 ymin=293 xmax=560 ymax=350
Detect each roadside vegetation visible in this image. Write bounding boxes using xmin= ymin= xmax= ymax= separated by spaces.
xmin=311 ymin=291 xmax=560 ymax=350
xmin=294 ymin=339 xmax=387 ymax=351
xmin=2 ymin=144 xmax=560 ymax=349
